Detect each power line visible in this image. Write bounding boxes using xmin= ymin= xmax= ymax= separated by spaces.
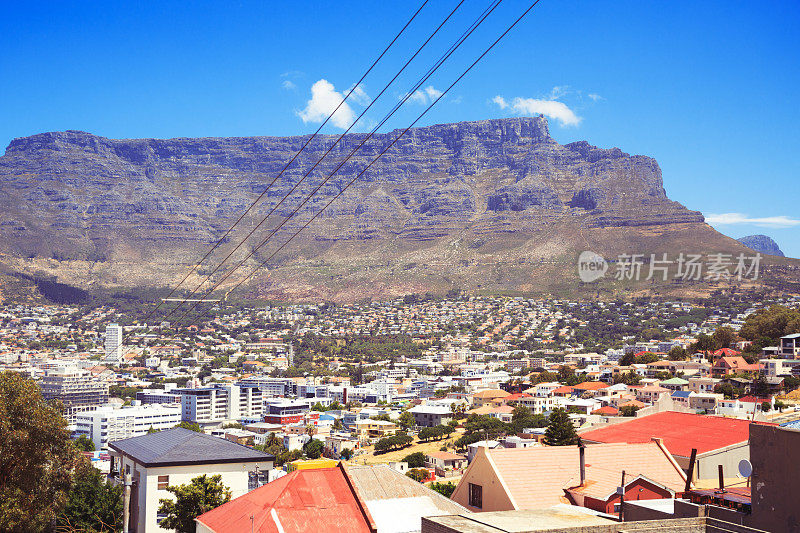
xmin=169 ymin=1 xmax=502 ymax=326
xmin=174 ymin=0 xmax=540 ymax=327
xmin=159 ymin=0 xmax=469 ymax=322
xmin=141 ymin=0 xmax=429 ymax=325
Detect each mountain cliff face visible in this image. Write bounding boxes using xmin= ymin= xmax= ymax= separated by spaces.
xmin=0 ymin=117 xmax=787 ymax=301
xmin=737 ymin=235 xmax=785 ymax=257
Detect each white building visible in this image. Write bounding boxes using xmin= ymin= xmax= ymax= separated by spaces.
xmin=104 ymin=323 xmax=124 ymax=363
xmin=179 ymin=383 xmax=264 ymax=427
xmin=75 ymin=404 xmax=182 ymax=450
xmin=39 ymin=366 xmax=109 ymax=423
xmin=109 ymin=428 xmax=274 ymax=533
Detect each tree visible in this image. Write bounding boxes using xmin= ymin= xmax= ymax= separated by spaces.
xmin=332 ymin=418 xmax=344 ymax=431
xmin=668 ymin=346 xmax=687 ymax=361
xmin=0 ymin=371 xmax=79 ymax=532
xmin=712 ymin=326 xmax=737 ymax=350
xmin=174 ymin=421 xmax=203 ymax=432
xmin=158 ymin=474 xmax=231 ymax=533
xmin=402 ymin=451 xmax=426 ymax=468
xmin=512 ymin=405 xmax=533 ymax=422
xmin=620 ymin=405 xmax=640 ymax=417
xmin=543 ymin=408 xmax=578 ymax=446
xmin=398 ymin=410 xmax=415 ymax=429
xmin=406 ymin=468 xmax=428 ymax=482
xmin=761 ymin=401 xmax=772 ymax=413
xmin=339 ymin=448 xmax=354 ymax=460
xmin=304 ymin=439 xmax=325 ymax=459
xmin=429 ymin=481 xmax=456 ymax=497
xmin=57 ymin=459 xmax=122 ymax=532
xmin=74 ymin=434 xmax=96 ymax=452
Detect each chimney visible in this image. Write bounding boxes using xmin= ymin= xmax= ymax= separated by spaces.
xmin=578 ymin=438 xmax=586 ymax=486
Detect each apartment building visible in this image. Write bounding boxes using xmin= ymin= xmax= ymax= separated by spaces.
xmin=39 ymin=366 xmax=109 ymax=423
xmin=104 ymin=323 xmax=124 ymax=363
xmin=179 ymin=383 xmax=264 ymax=427
xmin=75 ymin=404 xmax=182 ymax=450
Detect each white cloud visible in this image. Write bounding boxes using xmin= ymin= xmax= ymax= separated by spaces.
xmin=588 ymin=93 xmax=603 ymax=101
xmin=492 ymin=94 xmax=581 ymax=127
xmin=296 ymin=79 xmax=359 ymax=130
xmin=404 ymin=85 xmax=444 ymax=105
xmin=347 ymin=83 xmax=371 ymax=106
xmin=281 ymin=80 xmax=296 ymax=90
xmin=705 ymin=213 xmax=800 ymax=228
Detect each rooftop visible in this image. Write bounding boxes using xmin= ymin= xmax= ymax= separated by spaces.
xmin=109 ymin=427 xmax=274 ymax=467
xmin=579 ymin=411 xmax=762 ymax=457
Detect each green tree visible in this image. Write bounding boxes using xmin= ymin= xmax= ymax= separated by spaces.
xmin=0 ymin=371 xmax=79 ymax=532
xmin=304 ymin=439 xmax=325 ymax=459
xmin=74 ymin=434 xmax=96 ymax=452
xmin=761 ymin=401 xmax=772 ymax=413
xmin=174 ymin=421 xmax=203 ymax=432
xmin=402 ymin=451 xmax=426 ymax=468
xmin=57 ymin=459 xmax=122 ymax=532
xmin=158 ymin=474 xmax=231 ymax=533
xmin=429 ymin=481 xmax=456 ymax=497
xmin=339 ymin=448 xmax=354 ymax=460
xmin=620 ymin=405 xmax=641 ymax=417
xmin=712 ymin=326 xmax=737 ymax=350
xmin=398 ymin=410 xmax=415 ymax=429
xmin=406 ymin=468 xmax=428 ymax=482
xmin=543 ymin=408 xmax=578 ymax=446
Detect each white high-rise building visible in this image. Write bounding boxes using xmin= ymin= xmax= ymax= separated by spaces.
xmin=104 ymin=323 xmax=124 ymax=363
xmin=75 ymin=404 xmax=182 ymax=450
xmin=180 ymin=383 xmax=264 ymax=427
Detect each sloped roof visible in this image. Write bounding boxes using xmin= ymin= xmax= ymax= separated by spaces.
xmin=476 ymin=442 xmax=685 ymax=510
xmin=579 ymin=412 xmax=762 ymax=457
xmin=109 ymin=427 xmax=273 ymax=467
xmin=572 ymin=381 xmax=609 ymax=391
xmin=345 ymin=464 xmax=466 ymax=515
xmin=196 ymin=466 xmax=375 ymax=533
xmin=473 ymin=389 xmax=511 ymax=399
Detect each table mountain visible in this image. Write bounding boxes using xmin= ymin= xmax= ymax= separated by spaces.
xmin=0 ymin=117 xmax=795 ymax=302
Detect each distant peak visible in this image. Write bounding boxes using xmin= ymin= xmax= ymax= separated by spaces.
xmin=737 ymin=234 xmax=785 ymax=257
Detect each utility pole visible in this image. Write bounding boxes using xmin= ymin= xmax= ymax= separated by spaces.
xmin=122 ymin=473 xmax=132 ymax=533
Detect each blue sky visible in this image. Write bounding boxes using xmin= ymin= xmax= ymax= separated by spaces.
xmin=1 ymin=1 xmax=798 ymax=257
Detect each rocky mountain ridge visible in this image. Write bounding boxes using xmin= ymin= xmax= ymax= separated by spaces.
xmin=0 ymin=117 xmax=791 ymax=301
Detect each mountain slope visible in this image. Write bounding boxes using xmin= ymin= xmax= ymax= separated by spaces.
xmin=0 ymin=117 xmax=796 ymax=301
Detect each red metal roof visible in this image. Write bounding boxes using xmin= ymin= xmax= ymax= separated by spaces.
xmin=196 ymin=466 xmax=375 ymax=533
xmin=579 ymin=411 xmax=766 ymax=458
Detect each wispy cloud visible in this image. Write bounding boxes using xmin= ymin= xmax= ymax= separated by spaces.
xmin=296 ymin=79 xmax=370 ymax=130
xmin=281 ymin=80 xmax=296 ymax=90
xmin=404 ymin=85 xmax=443 ymax=105
xmin=492 ymin=95 xmax=581 ymax=127
xmin=705 ymin=213 xmax=800 ymax=228
xmin=588 ymin=93 xmax=603 ymax=101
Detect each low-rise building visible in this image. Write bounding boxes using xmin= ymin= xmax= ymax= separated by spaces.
xmin=109 ymin=427 xmax=274 ymax=533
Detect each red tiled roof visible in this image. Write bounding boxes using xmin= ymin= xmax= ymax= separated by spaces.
xmin=580 ymin=411 xmax=765 ymax=457
xmin=738 ymin=396 xmax=771 ymax=404
xmin=592 ymin=406 xmax=619 ymax=416
xmin=553 ymin=386 xmax=574 ymax=394
xmin=572 ymin=381 xmax=609 ymax=391
xmin=195 ymin=466 xmax=375 ymax=533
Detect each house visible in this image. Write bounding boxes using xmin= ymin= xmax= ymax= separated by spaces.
xmin=636 ymin=385 xmax=671 ymax=404
xmin=425 ymin=451 xmax=467 ymax=477
xmin=717 ymin=396 xmax=774 ymax=417
xmin=659 ymin=377 xmax=689 ymax=392
xmin=109 ymin=427 xmax=275 ymax=533
xmin=472 ymin=389 xmax=511 ymax=407
xmin=450 ymin=441 xmax=686 ymax=514
xmin=779 ymin=333 xmax=800 ymax=358
xmin=409 ymin=405 xmax=452 ymax=427
xmin=711 ymin=356 xmax=761 ymax=378
xmin=354 ymin=419 xmax=398 ymax=442
xmin=579 ymin=411 xmax=764 ymax=479
xmin=195 ymin=463 xmax=468 ymax=533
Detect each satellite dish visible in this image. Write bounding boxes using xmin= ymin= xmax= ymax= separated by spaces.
xmin=738 ymin=459 xmax=753 ymax=478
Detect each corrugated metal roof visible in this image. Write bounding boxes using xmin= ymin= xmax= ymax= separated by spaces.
xmin=346 ymin=464 xmax=467 ymax=515
xmin=196 ymin=467 xmax=374 ymax=533
xmin=109 ymin=427 xmax=274 ymax=466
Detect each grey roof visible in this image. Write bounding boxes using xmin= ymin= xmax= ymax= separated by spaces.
xmin=346 ymin=464 xmax=467 ymax=514
xmin=671 ymin=391 xmax=691 ymax=398
xmin=109 ymin=427 xmax=274 ymax=467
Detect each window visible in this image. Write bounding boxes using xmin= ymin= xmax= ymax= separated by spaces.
xmin=468 ymin=483 xmax=482 ymax=509
xmin=157 ymin=475 xmax=169 ymax=490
